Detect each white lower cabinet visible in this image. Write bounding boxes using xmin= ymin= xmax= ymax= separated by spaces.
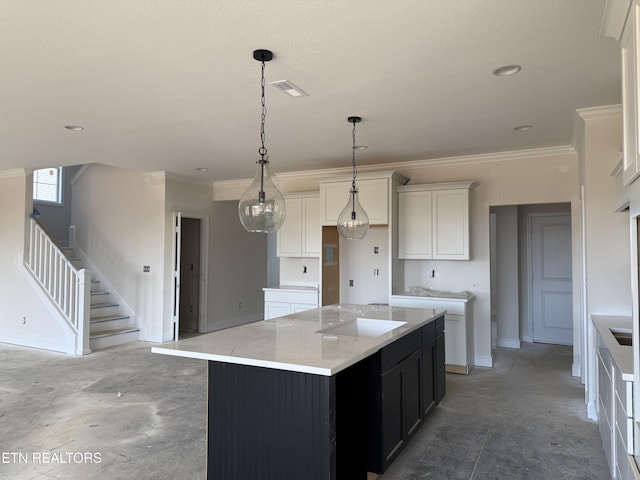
xmin=389 ymin=294 xmax=474 ymax=374
xmin=263 ymin=288 xmax=319 ymax=320
xmin=595 ymin=322 xmax=636 ymax=480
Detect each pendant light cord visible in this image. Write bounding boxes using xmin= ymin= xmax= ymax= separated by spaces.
xmin=351 ymin=120 xmax=357 ymax=191
xmin=258 ymin=60 xmax=268 ymax=201
xmin=259 ymin=60 xmax=268 ymax=161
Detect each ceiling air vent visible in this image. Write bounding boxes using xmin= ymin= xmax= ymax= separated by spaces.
xmin=270 ymin=80 xmax=307 ymax=98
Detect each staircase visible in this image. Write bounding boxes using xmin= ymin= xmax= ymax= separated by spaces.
xmin=63 ymin=249 xmax=140 ymax=351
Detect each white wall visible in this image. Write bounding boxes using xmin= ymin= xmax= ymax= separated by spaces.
xmin=581 ymin=114 xmax=630 ymax=316
xmin=0 ymin=170 xmax=75 ymax=353
xmin=71 ymin=164 xmax=167 ymax=342
xmin=492 ymin=205 xmax=519 ymax=348
xmin=209 ymin=200 xmax=267 ymax=328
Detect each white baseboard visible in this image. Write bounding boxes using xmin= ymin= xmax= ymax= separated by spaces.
xmin=572 ymin=363 xmax=581 ymax=377
xmin=474 ymin=354 xmax=493 ymax=368
xmin=139 ymin=332 xmax=168 ymax=343
xmin=496 ymin=338 xmax=521 ymax=349
xmin=0 ymin=336 xmax=71 ymax=354
xmin=587 ymin=402 xmax=597 ymax=421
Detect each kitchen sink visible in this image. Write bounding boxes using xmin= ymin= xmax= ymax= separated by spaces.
xmin=318 ymin=318 xmax=407 ymax=338
xmin=610 ymin=327 xmax=632 ymax=346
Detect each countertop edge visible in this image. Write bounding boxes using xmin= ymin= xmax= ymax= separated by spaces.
xmin=391 ymin=294 xmax=475 ymax=302
xmin=152 ymin=307 xmax=446 ymax=376
xmin=591 ymin=314 xmax=633 ymax=381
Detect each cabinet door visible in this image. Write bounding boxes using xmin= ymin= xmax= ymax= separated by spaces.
xmin=320 ymin=178 xmax=389 ymax=225
xmin=403 ymin=349 xmax=423 ymax=438
xmin=397 ymin=190 xmax=432 ymax=259
xmin=264 ymin=302 xmax=291 ymax=320
xmin=435 ymin=332 xmax=446 ymax=404
xmin=622 ymin=2 xmax=640 ymax=185
xmin=276 ymin=198 xmax=302 ymax=257
xmin=380 ymin=362 xmax=404 ymax=467
xmin=379 ymin=348 xmax=423 ymax=472
xmin=290 ymin=303 xmax=317 ymax=313
xmin=302 ymin=196 xmax=320 ymax=256
xmin=432 ymin=189 xmax=469 ymax=260
xmin=422 ymin=341 xmax=436 ymax=416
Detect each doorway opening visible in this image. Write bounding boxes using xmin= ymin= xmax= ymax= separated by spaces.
xmin=490 ymin=203 xmax=573 ymax=350
xmin=172 ymin=213 xmax=209 ymax=341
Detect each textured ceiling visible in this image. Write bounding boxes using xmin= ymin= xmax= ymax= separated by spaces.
xmin=0 ymin=0 xmax=621 ymax=181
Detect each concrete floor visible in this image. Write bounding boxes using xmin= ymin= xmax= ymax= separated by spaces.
xmin=0 ymin=341 xmax=608 ymax=480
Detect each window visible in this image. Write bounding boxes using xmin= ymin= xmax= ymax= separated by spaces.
xmin=33 ymin=167 xmax=62 ymax=204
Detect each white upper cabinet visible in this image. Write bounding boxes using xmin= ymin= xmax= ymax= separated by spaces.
xmin=277 ymin=193 xmax=320 ymax=257
xmin=603 ymin=0 xmax=640 ymax=185
xmin=623 ymin=2 xmax=640 ymax=185
xmin=319 ymin=172 xmax=408 ymax=226
xmin=397 ymin=190 xmax=433 ymax=259
xmin=397 ymin=182 xmax=474 ymax=260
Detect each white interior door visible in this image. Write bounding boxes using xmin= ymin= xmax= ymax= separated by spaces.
xmin=531 ymin=213 xmax=573 ymax=345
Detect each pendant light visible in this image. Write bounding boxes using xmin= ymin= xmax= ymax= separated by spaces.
xmin=337 ymin=116 xmax=369 ymax=240
xmin=238 ymin=49 xmax=286 ymax=233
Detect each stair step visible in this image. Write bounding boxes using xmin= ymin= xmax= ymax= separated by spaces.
xmin=90 ymin=327 xmax=138 ymax=339
xmin=90 ymin=314 xmax=130 ymax=333
xmin=90 ymin=291 xmax=110 ymax=302
xmin=90 ymin=302 xmax=120 ymax=317
xmin=90 ymin=302 xmax=119 ymax=309
xmin=91 ymin=314 xmax=130 ymax=323
xmin=90 ymin=327 xmax=139 ymax=351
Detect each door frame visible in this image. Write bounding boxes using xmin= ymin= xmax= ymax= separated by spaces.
xmin=171 ymin=211 xmax=209 ymax=341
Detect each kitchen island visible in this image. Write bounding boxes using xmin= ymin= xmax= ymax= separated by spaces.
xmin=152 ymin=304 xmax=445 ymax=480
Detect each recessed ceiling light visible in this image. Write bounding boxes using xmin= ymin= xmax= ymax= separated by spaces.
xmin=513 ymin=124 xmax=533 ymax=131
xmin=64 ymin=125 xmax=84 ymax=131
xmin=196 ymin=168 xmax=209 ymax=172
xmin=493 ymin=65 xmax=522 ymax=76
xmin=270 ymin=80 xmax=307 ymax=97
xmin=354 ymin=145 xmax=368 ymax=150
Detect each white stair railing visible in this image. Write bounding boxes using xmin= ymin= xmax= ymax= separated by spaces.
xmin=25 ymin=217 xmax=90 ymax=355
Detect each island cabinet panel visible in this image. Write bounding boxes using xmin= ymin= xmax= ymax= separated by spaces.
xmin=435 ymin=315 xmax=446 ymax=403
xmin=422 ymin=321 xmax=436 ymax=416
xmin=207 ymin=362 xmax=337 ymax=480
xmin=368 ymin=314 xmax=445 ymax=474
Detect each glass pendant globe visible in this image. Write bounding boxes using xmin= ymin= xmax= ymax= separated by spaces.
xmin=337 ymin=188 xmax=369 ymax=240
xmin=238 ymin=159 xmax=286 ymax=233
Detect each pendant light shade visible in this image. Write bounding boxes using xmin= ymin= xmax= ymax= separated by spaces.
xmin=238 ymin=157 xmax=285 ymax=232
xmin=238 ymin=49 xmax=286 ymax=233
xmin=337 ymin=116 xmax=369 ymax=240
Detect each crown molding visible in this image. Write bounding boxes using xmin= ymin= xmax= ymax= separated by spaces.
xmin=600 ymin=0 xmax=632 ymax=42
xmin=212 ymin=145 xmax=577 ymax=200
xmin=0 ymin=168 xmax=28 ymax=179
xmin=573 ymin=104 xmax=622 ymax=156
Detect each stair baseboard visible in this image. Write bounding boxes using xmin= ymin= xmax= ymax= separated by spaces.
xmin=90 ymin=328 xmax=139 ymax=350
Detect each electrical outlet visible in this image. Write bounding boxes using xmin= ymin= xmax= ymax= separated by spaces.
xmin=143 ymin=266 xmax=150 ymax=273
xmin=428 ymin=269 xmax=435 ymax=278
xmin=373 ymin=268 xmax=380 ymax=277
xmin=374 ymin=246 xmax=379 ymax=254
xmin=349 ymin=279 xmax=354 ymax=287
xmin=303 ymin=266 xmax=307 ymax=274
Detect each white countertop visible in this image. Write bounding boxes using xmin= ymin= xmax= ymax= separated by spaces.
xmin=263 ymin=285 xmax=319 ymax=292
xmin=152 ymin=304 xmax=445 ymax=376
xmin=592 ymin=314 xmax=633 ymax=381
xmin=392 ymin=294 xmax=475 ymax=303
